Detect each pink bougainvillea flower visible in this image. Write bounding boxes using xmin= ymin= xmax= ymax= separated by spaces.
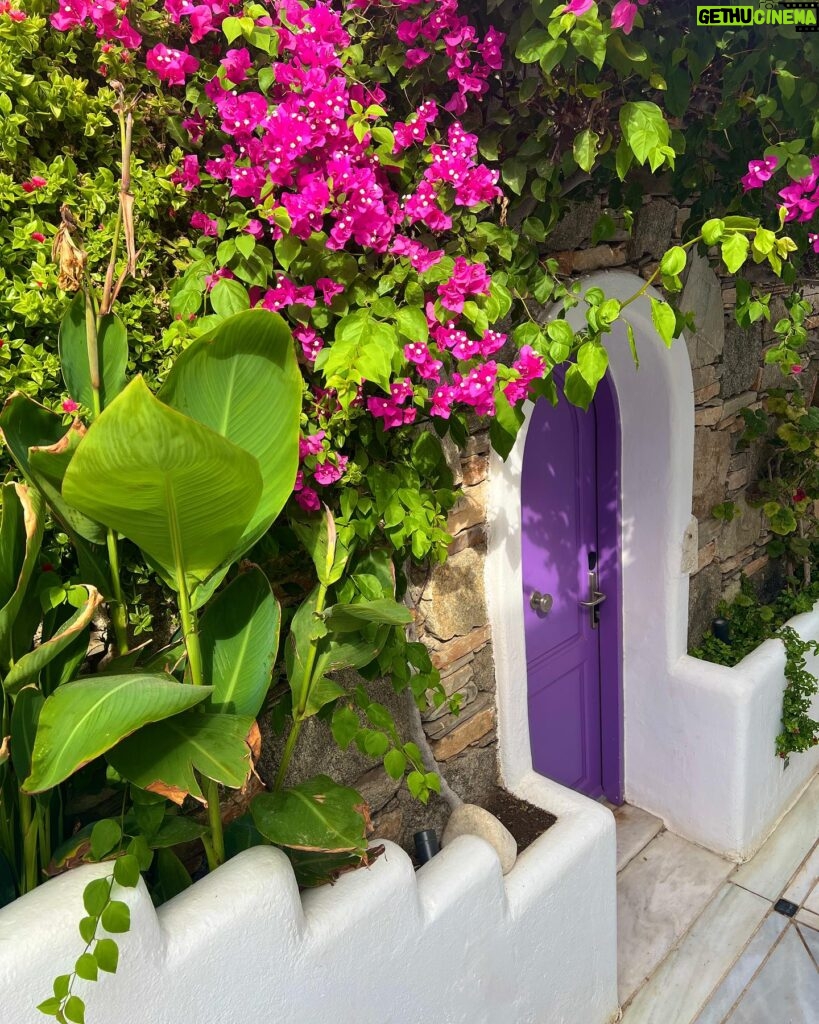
xmin=21 ymin=176 xmax=47 ymax=193
xmin=50 ymin=0 xmax=89 ymax=30
xmin=740 ymin=155 xmax=778 ymax=191
xmin=145 ymin=44 xmax=200 ymax=87
xmin=562 ymin=0 xmax=594 ymax=14
xmin=313 ymin=456 xmax=348 ymax=486
xmin=437 ymin=256 xmax=491 ymax=313
xmin=809 ymin=233 xmax=819 ymax=254
xmin=221 ymin=47 xmax=252 ymax=84
xmin=8 ymin=7 xmax=26 ymax=19
xmin=190 ymin=210 xmax=218 ymax=236
xmin=171 ymin=154 xmax=201 ymax=191
xmin=30 ymin=231 xmax=46 ymax=243
xmin=611 ymin=0 xmax=638 ymax=33
xmin=61 ymin=399 xmax=79 ymax=413
xmin=294 ymin=485 xmax=321 ymax=511
xmin=390 ymin=235 xmax=444 ymax=273
xmin=298 ymin=430 xmax=326 ymax=459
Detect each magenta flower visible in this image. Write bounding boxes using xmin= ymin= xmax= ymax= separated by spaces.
xmin=31 ymin=231 xmax=46 ymax=243
xmin=171 ymin=154 xmax=200 ymax=191
xmin=611 ymin=0 xmax=638 ymax=33
xmin=740 ymin=155 xmax=779 ymax=191
xmin=313 ymin=457 xmax=348 ymax=486
xmin=61 ymin=399 xmax=79 ymax=413
xmin=221 ymin=47 xmax=252 ymax=84
xmin=438 ymin=257 xmax=492 ymax=314
xmin=298 ymin=431 xmax=326 ymax=459
xmin=190 ymin=210 xmax=218 ymax=236
xmin=21 ymin=176 xmax=47 ymax=193
xmin=562 ymin=0 xmax=594 ymax=14
xmin=145 ymin=44 xmax=200 ymax=87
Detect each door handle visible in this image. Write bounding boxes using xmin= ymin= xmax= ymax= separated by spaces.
xmin=530 ymin=591 xmax=553 ymax=615
xmin=580 ymin=563 xmax=605 ymax=629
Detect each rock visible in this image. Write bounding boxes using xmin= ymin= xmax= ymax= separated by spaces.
xmin=431 ymin=703 xmax=496 ymax=760
xmin=628 ymin=199 xmax=677 ymax=260
xmin=442 ymin=803 xmax=517 ymax=875
xmin=447 ymin=481 xmax=487 ymax=536
xmin=688 ymin=563 xmax=722 ymax=647
xmin=356 ymin=765 xmax=403 ymax=813
xmin=421 ymin=547 xmax=487 ymax=641
xmin=716 ymin=497 xmax=762 ymax=560
xmin=682 ymin=251 xmax=725 ymax=369
xmin=722 ymin=321 xmax=763 ymax=398
xmin=545 ymin=198 xmax=601 ymax=251
xmin=692 ymin=428 xmax=732 ymax=519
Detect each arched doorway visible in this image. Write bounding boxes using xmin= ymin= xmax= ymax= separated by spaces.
xmin=487 ymin=270 xmax=696 ymax=817
xmin=521 ymin=374 xmax=622 ymax=803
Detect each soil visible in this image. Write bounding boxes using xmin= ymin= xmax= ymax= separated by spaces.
xmin=483 ymin=787 xmax=556 ymax=852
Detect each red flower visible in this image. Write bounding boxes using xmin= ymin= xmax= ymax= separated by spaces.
xmin=61 ymin=398 xmax=79 ymax=413
xmin=31 ymin=231 xmax=46 ymax=243
xmin=793 ymin=489 xmax=807 ymax=503
xmin=21 ymin=176 xmax=47 ymax=193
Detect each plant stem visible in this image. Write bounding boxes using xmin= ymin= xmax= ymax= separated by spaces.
xmin=83 ymin=283 xmax=101 ymax=419
xmin=274 ymin=583 xmax=329 ymax=791
xmin=18 ymin=793 xmax=38 ymax=894
xmin=105 ymin=529 xmax=129 ymax=655
xmin=176 ymin=579 xmax=225 ymax=867
xmin=274 ymin=721 xmax=303 ymax=792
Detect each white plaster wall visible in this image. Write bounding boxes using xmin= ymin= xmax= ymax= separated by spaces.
xmin=0 ymin=800 xmax=619 ymax=1024
xmin=487 ymin=269 xmax=819 ymax=864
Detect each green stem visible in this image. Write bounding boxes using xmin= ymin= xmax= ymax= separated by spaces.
xmin=18 ymin=793 xmax=38 ymax=894
xmin=83 ymin=282 xmax=101 ymax=419
xmin=176 ymin=578 xmax=223 ymax=866
xmin=36 ymin=801 xmax=50 ymax=872
xmin=274 ymin=720 xmax=303 ymax=792
xmin=105 ymin=529 xmax=129 ymax=656
xmin=274 ymin=583 xmax=329 ymax=792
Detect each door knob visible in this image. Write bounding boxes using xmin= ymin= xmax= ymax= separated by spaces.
xmin=530 ymin=591 xmax=553 ymax=615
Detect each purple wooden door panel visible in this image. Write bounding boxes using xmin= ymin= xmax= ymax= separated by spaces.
xmin=522 ymin=378 xmax=621 ymax=802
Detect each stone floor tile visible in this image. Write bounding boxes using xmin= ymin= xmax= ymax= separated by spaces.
xmin=621 ymin=883 xmax=770 ymax=1024
xmin=795 ymin=907 xmax=819 ymax=931
xmin=798 ymin=923 xmax=819 ymax=969
xmin=725 ymin=926 xmax=819 ymax=1024
xmin=782 ymin=844 xmax=819 ymax=909
xmin=730 ymin=778 xmax=819 ymax=902
xmin=615 ymin=805 xmax=664 ymax=872
xmin=617 ymin=831 xmax=733 ymax=1005
xmin=692 ymin=913 xmax=788 ymax=1024
xmin=803 ymin=874 xmax=819 ymax=916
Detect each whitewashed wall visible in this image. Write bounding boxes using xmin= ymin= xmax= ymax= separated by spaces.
xmin=0 ymin=782 xmax=619 ymax=1024
xmin=488 ymin=270 xmax=818 ymax=865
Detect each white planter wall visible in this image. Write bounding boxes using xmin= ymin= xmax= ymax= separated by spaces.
xmin=0 ymin=780 xmax=618 ymax=1024
xmin=488 ymin=270 xmax=819 ymax=865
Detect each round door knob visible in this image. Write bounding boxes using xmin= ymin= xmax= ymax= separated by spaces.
xmin=530 ymin=591 xmax=553 ymax=615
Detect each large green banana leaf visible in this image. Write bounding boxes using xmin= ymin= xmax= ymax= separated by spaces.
xmin=62 ymin=377 xmax=263 ymax=590
xmin=158 ymin=309 xmax=301 ymax=561
xmin=199 ymin=567 xmax=280 ymax=717
xmin=59 ymin=293 xmax=128 ymax=411
xmin=0 ymin=484 xmax=44 ymax=668
xmin=23 ymin=674 xmax=211 ymax=793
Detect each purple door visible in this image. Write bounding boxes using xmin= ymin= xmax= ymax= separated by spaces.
xmin=522 ymin=376 xmax=622 ymax=803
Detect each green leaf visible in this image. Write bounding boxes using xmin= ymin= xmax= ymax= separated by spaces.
xmin=59 ymin=294 xmax=128 ymax=411
xmin=83 ymin=877 xmax=110 ymax=917
xmin=113 ymin=853 xmax=140 ymax=888
xmin=660 ymin=246 xmax=686 ymax=277
xmin=316 ymin=310 xmax=397 ymax=396
xmin=501 ymin=158 xmax=526 ymax=196
xmin=64 ymin=995 xmax=85 ymax=1024
xmin=701 ymin=219 xmax=725 ymax=245
xmin=721 ymin=233 xmax=750 ymax=274
xmin=235 ymin=234 xmax=255 ymax=259
xmin=153 ymin=848 xmax=192 ymax=903
xmin=625 ymin=321 xmax=639 ymax=368
xmin=384 ymin=747 xmax=407 ymax=779
xmin=100 ymin=901 xmax=130 ymax=934
xmin=94 ymin=939 xmax=119 ymax=974
xmin=539 ymin=37 xmax=567 ymax=75
xmin=63 ymin=377 xmax=263 ymax=590
xmin=148 ymin=815 xmax=208 ymax=848
xmin=10 ymin=685 xmax=43 ymax=782
xmin=107 ymin=711 xmax=255 ymax=800
xmin=274 ymin=234 xmax=301 ymax=271
xmin=158 ymin=309 xmax=301 ymax=565
xmin=619 ymin=101 xmax=671 ymax=166
xmin=331 ymin=705 xmax=360 ymax=749
xmin=90 ymin=819 xmax=121 ymax=861
xmin=3 ymin=586 xmax=102 ymax=694
xmin=209 ymin=278 xmax=250 ymax=317
xmin=650 ymin=298 xmax=676 ymax=347
xmin=290 ymin=507 xmax=340 ymax=587
xmin=563 ymin=364 xmax=594 ymax=411
xmin=200 ymin=567 xmax=280 ymax=716
xmin=576 ymin=342 xmax=609 ymax=389
xmin=23 ymin=675 xmax=210 ymax=792
xmin=515 ymin=27 xmax=550 ymax=63
xmin=74 ymin=954 xmax=98 ymax=982
xmin=78 ymin=917 xmax=96 ymax=943
xmin=395 ymin=307 xmax=428 ymax=343
xmin=37 ymin=998 xmax=62 ymax=1016
xmin=321 ymin=598 xmax=412 ymax=633
xmin=53 ymin=975 xmax=71 ymax=999
xmin=251 ymin=775 xmax=369 ymax=854
xmin=302 ymin=676 xmax=346 ymax=718
xmin=573 ymin=128 xmax=599 ymax=173
xmin=0 ymin=484 xmax=44 ymax=663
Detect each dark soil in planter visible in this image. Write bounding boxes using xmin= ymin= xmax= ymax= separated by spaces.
xmin=483 ymin=787 xmax=556 ymax=852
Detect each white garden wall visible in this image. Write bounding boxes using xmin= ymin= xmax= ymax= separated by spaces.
xmin=0 ymin=779 xmax=619 ymax=1024
xmin=488 ymin=270 xmax=819 ymax=865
